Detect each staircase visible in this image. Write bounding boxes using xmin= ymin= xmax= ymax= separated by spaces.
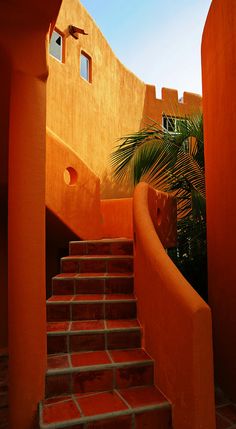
xmin=39 ymin=239 xmax=172 ymax=429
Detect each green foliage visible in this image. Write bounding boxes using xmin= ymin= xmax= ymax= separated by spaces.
xmin=111 ymin=114 xmax=207 ymax=300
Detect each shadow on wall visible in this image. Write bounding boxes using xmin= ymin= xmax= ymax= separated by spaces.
xmin=100 ymin=170 xmax=133 ymax=199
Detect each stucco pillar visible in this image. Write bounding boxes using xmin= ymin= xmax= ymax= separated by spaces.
xmin=8 ymin=70 xmax=47 ymax=429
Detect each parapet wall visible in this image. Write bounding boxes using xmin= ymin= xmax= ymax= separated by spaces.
xmin=142 ymin=85 xmax=202 ymax=126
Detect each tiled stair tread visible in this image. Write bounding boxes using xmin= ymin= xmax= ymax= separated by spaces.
xmin=40 ymin=386 xmax=170 ymax=428
xmin=47 ymin=294 xmax=136 ymax=303
xmin=53 ymin=273 xmax=134 ymax=279
xmin=47 ymin=320 xmax=140 ymax=333
xmin=70 ymin=239 xmax=133 ymax=243
xmin=62 ymin=255 xmax=133 ymax=260
xmin=47 ymin=349 xmax=153 ymax=373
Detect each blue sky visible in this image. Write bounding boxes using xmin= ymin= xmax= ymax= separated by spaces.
xmin=80 ymin=0 xmax=212 ymax=97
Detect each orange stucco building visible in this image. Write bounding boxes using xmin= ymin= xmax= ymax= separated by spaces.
xmin=0 ymin=0 xmax=236 ymax=428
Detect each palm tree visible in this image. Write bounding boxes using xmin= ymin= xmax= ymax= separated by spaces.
xmin=111 ymin=114 xmax=208 ymax=299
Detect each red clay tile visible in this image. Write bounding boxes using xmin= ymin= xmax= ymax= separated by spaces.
xmin=119 ymin=386 xmax=168 ymax=408
xmin=107 ymin=330 xmax=141 ymax=349
xmin=73 ymin=294 xmax=104 ymax=301
xmin=116 ymin=364 xmax=153 ymax=389
xmin=46 ymin=373 xmax=71 ymax=397
xmin=53 ymin=278 xmax=75 ymax=295
xmin=47 ymin=304 xmax=70 ymax=322
xmin=217 ymin=404 xmax=236 ymax=423
xmin=72 ymin=303 xmax=104 ymax=320
xmin=216 ymin=412 xmax=232 ymax=429
xmin=72 ymin=369 xmax=113 ymax=394
xmin=47 ymin=322 xmax=70 ymax=332
xmin=107 ymin=259 xmax=133 ymax=273
xmin=105 ymin=277 xmax=133 ymax=294
xmin=111 ymin=242 xmax=133 ymax=255
xmin=105 ymin=302 xmax=136 ymax=319
xmin=71 ymin=320 xmax=104 ymax=331
xmin=47 ymin=335 xmax=67 ymax=354
xmin=86 ymin=415 xmax=132 ymax=429
xmin=47 ymin=354 xmax=70 ymax=370
xmin=43 ymin=399 xmax=80 ymax=424
xmin=61 ymin=260 xmax=79 ymax=273
xmin=71 ymin=351 xmax=111 ymax=367
xmin=69 ymin=333 xmax=105 ymax=352
xmin=48 ymin=295 xmax=73 ymax=302
xmin=87 ymin=243 xmax=110 ymax=255
xmin=105 ymin=294 xmax=134 ymax=301
xmin=135 ymin=408 xmax=172 ymax=429
xmin=106 ymin=320 xmax=139 ymax=329
xmin=70 ymin=242 xmax=86 ymax=255
xmin=110 ymin=349 xmax=151 ymax=363
xmin=76 ymin=279 xmax=105 ymax=294
xmin=79 ymin=259 xmax=106 ymax=273
xmin=77 ymin=391 xmax=128 ymax=416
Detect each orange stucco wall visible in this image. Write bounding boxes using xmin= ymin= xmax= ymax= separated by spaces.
xmin=47 ymin=0 xmax=202 ymax=199
xmin=46 ymin=129 xmax=103 ymax=239
xmin=134 ymin=182 xmax=215 ymax=429
xmin=100 ymin=198 xmax=133 ymax=239
xmin=202 ymin=0 xmax=236 ymax=400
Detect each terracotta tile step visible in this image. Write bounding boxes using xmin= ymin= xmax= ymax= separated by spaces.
xmin=52 ymin=273 xmax=134 ymax=296
xmin=47 ymin=296 xmax=137 ymax=322
xmin=60 ymin=255 xmax=133 ymax=274
xmin=47 ymin=321 xmax=141 ymax=354
xmin=46 ymin=349 xmax=154 ymax=397
xmin=40 ymin=386 xmax=171 ymax=429
xmin=69 ymin=239 xmax=133 ymax=256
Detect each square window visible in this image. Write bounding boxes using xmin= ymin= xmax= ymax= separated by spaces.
xmin=80 ymin=51 xmax=91 ymax=82
xmin=49 ymin=30 xmax=63 ymax=62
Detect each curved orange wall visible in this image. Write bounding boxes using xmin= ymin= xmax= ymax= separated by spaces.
xmin=46 ymin=129 xmax=103 ymax=239
xmin=134 ymin=182 xmax=215 ymax=429
xmin=202 ymin=0 xmax=236 ymax=400
xmin=47 ymin=0 xmax=202 ymax=199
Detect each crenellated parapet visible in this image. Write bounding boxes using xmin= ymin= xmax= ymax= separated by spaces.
xmin=142 ymin=84 xmax=202 ymax=126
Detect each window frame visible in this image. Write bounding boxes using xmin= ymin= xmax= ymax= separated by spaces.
xmin=162 ymin=114 xmax=185 ymax=134
xmin=49 ymin=28 xmax=65 ymax=63
xmin=80 ymin=50 xmax=92 ymax=83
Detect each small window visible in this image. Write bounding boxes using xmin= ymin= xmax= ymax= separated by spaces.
xmin=49 ymin=30 xmax=63 ymax=62
xmin=162 ymin=115 xmax=185 ymax=133
xmin=80 ymin=51 xmax=91 ymax=82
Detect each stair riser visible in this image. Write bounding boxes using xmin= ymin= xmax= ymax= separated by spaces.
xmin=47 ymin=302 xmax=137 ymax=322
xmin=45 ymin=363 xmax=153 ymax=398
xmin=61 ymin=258 xmax=133 ymax=274
xmin=69 ymin=241 xmax=133 ymax=256
xmin=40 ymin=407 xmax=172 ymax=429
xmin=52 ymin=277 xmax=134 ymax=296
xmin=47 ymin=330 xmax=141 ymax=354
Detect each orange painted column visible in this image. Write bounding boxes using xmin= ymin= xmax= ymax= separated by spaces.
xmin=8 ymin=71 xmax=47 ymax=429
xmin=202 ymin=0 xmax=236 ymax=400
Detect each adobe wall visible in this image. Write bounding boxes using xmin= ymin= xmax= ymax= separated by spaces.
xmin=47 ymin=0 xmax=201 ymax=198
xmin=202 ymin=0 xmax=236 ymax=400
